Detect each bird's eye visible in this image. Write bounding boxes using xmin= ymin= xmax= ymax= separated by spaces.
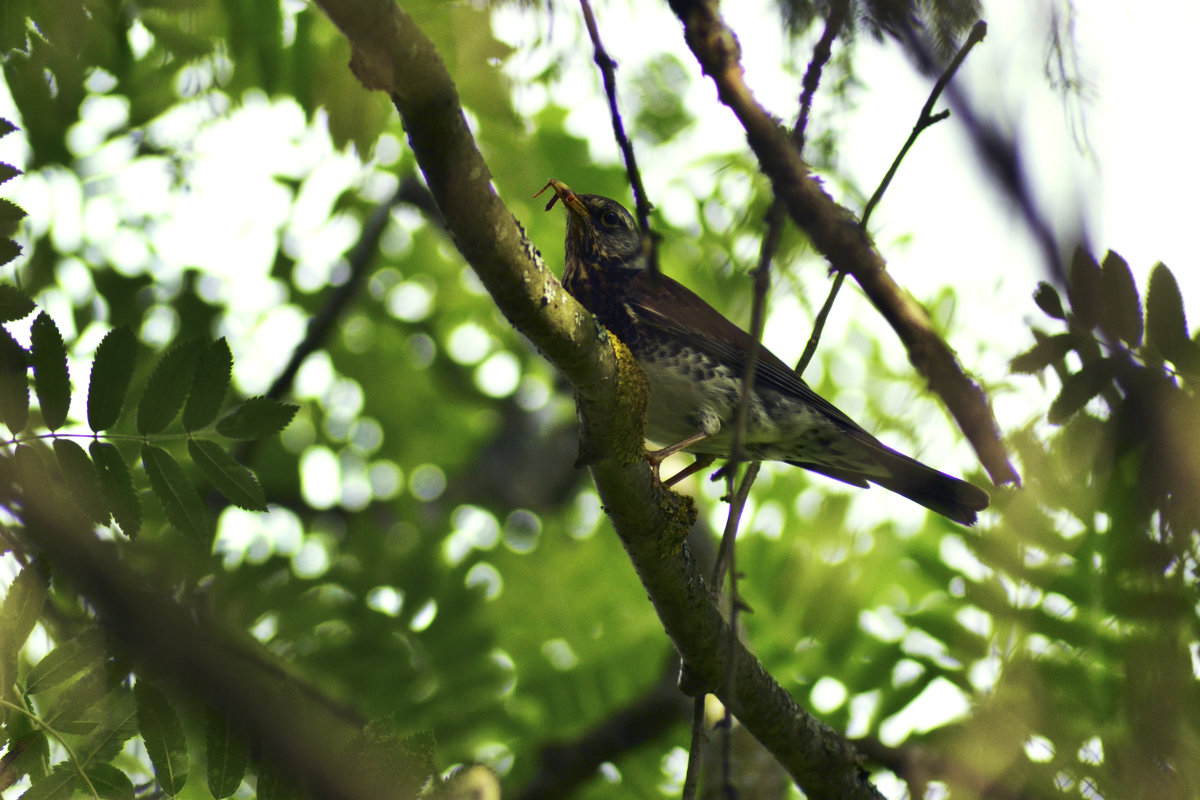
xmin=600 ymin=210 xmax=622 ymax=228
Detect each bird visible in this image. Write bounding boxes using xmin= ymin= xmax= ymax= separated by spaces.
xmin=537 ymin=178 xmax=990 ymax=526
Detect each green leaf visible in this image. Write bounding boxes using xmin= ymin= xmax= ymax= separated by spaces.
xmin=183 ymin=338 xmax=232 ymax=431
xmin=19 ymin=765 xmax=77 ymax=800
xmin=0 ymin=162 xmax=20 ymax=186
xmin=0 ymin=560 xmax=49 ymax=699
xmin=217 ymin=396 xmax=298 ymax=440
xmin=0 ymin=119 xmax=16 ymax=138
xmin=205 ymin=708 xmax=248 ymax=799
xmin=86 ymin=763 xmax=135 ymax=800
xmin=87 ymin=326 xmax=137 ymax=432
xmin=15 ymin=443 xmax=53 ymax=504
xmin=0 ymin=238 xmax=20 ymax=269
xmin=1066 ymin=248 xmax=1103 ymax=330
xmin=137 ymin=338 xmax=202 ymax=434
xmin=41 ymin=663 xmax=110 ymax=730
xmin=188 ymin=439 xmax=267 ymax=511
xmin=0 ymin=197 xmax=26 ymax=238
xmin=255 ymin=763 xmax=295 ymax=800
xmin=142 ymin=444 xmax=210 ymax=545
xmin=0 ymin=325 xmax=29 ymax=433
xmin=135 ymin=681 xmax=189 ymax=796
xmin=91 ymin=441 xmax=142 ymax=538
xmin=26 ymin=629 xmax=104 ymax=694
xmin=30 ymin=312 xmax=70 ymax=430
xmin=1009 ymin=332 xmax=1077 ymax=375
xmin=0 ymin=284 xmax=35 ymax=321
xmin=1146 ymin=262 xmax=1194 ymax=366
xmin=74 ymin=686 xmax=138 ymax=765
xmin=1048 ymin=359 xmax=1118 ymax=424
xmin=54 ymin=439 xmax=109 ymax=525
xmin=1100 ymin=250 xmax=1142 ymax=347
xmin=1032 ymin=281 xmax=1065 ymax=320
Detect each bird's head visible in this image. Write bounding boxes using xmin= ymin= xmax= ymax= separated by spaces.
xmin=538 ymin=179 xmax=645 ymax=280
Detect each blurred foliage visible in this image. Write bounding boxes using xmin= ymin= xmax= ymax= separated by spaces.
xmin=774 ymin=0 xmax=981 ymax=62
xmin=0 ymin=2 xmax=1196 ymax=800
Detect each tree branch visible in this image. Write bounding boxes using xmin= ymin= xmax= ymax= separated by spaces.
xmin=311 ymin=1 xmax=885 ymax=797
xmin=5 ymin=468 xmax=407 ymax=800
xmin=665 ymin=0 xmax=1018 ymax=488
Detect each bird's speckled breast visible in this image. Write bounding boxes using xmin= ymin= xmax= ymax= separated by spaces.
xmin=637 ymin=333 xmax=875 ymax=471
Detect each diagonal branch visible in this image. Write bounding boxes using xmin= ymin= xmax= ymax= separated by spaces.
xmin=311 ymin=1 xmax=885 ymax=797
xmin=666 ymin=0 xmax=1019 ymax=488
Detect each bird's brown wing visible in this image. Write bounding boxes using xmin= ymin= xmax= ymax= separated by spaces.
xmin=623 ymin=271 xmax=868 ymax=434
xmin=624 ymin=272 xmax=989 ymax=524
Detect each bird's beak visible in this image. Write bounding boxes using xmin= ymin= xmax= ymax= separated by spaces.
xmin=536 ymin=178 xmax=589 ymax=219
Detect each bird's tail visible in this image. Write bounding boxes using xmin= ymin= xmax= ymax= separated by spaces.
xmin=791 ymin=445 xmax=990 ymax=526
xmin=869 ymin=447 xmax=990 ymax=525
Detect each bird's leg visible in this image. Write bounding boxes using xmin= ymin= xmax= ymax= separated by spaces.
xmin=663 ymin=454 xmax=717 ymax=487
xmin=646 ymin=431 xmax=714 ymax=484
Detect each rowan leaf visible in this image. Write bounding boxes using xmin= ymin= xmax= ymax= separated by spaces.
xmin=91 ymin=441 xmax=141 ymax=538
xmin=85 ymin=763 xmax=134 ymax=800
xmin=0 ymin=238 xmax=21 ymax=268
xmin=205 ymin=708 xmax=248 ymax=799
xmin=0 ymin=325 xmax=29 ymax=433
xmin=1145 ymin=262 xmax=1199 ymax=374
xmin=19 ymin=765 xmax=77 ymax=800
xmin=0 ymin=162 xmax=20 ymax=187
xmin=135 ymin=681 xmax=189 ymax=796
xmin=1032 ymin=281 xmax=1065 ymax=320
xmin=1010 ymin=332 xmax=1077 ymax=375
xmin=30 ymin=312 xmax=70 ymax=430
xmin=0 ymin=284 xmax=34 ymax=321
xmin=1066 ymin=248 xmax=1103 ymax=329
xmin=188 ymin=439 xmax=267 ymax=511
xmin=183 ymin=338 xmax=232 ymax=431
xmin=54 ymin=439 xmax=109 ymax=525
xmin=0 ymin=197 xmax=26 ymax=237
xmin=1100 ymin=250 xmax=1142 ymax=347
xmin=137 ymin=338 xmax=202 ymax=434
xmin=217 ymin=396 xmax=298 ymax=440
xmin=143 ymin=444 xmax=210 ymax=545
xmin=0 ymin=561 xmax=49 ymax=694
xmin=1048 ymin=359 xmax=1117 ymax=424
xmin=15 ymin=444 xmax=53 ymax=504
xmin=87 ymin=326 xmax=137 ymax=432
xmin=73 ymin=684 xmax=137 ymax=764
xmin=26 ymin=629 xmax=104 ymax=694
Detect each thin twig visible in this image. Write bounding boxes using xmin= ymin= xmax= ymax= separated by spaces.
xmin=795 ymin=0 xmax=849 ymax=155
xmin=862 ymin=21 xmax=987 ymax=226
xmin=230 ymin=182 xmax=407 ymax=467
xmin=264 ymin=182 xmax=410 ymax=402
xmin=577 ymin=0 xmax=660 ymax=277
xmin=796 ymin=20 xmax=987 ymax=375
xmin=680 ymin=696 xmax=706 ymax=800
xmin=701 ymin=6 xmax=849 ymax=791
